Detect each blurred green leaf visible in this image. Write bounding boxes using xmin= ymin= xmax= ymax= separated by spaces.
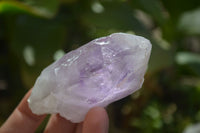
xmin=83 ymin=2 xmax=150 ymax=38
xmin=129 ymin=0 xmax=166 ymax=25
xmin=176 ymin=52 xmax=200 ymax=65
xmin=183 ymin=123 xmax=200 ymax=133
xmin=148 ymin=40 xmax=173 ymax=72
xmin=25 ymin=0 xmax=59 ymax=16
xmin=162 ymin=0 xmax=200 ymax=18
xmin=0 ymin=0 xmax=59 ymax=18
xmin=178 ymin=8 xmax=200 ymax=35
xmin=6 ymin=15 xmax=67 ymax=87
xmin=60 ymin=0 xmax=77 ymax=3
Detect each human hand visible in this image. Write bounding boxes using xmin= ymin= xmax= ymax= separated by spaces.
xmin=0 ymin=90 xmax=109 ymax=133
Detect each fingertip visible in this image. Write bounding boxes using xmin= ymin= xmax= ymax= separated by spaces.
xmin=0 ymin=89 xmax=46 ymax=133
xmin=18 ymin=89 xmax=46 ymax=122
xmin=86 ymin=107 xmax=109 ymax=124
xmin=83 ymin=107 xmax=109 ymax=133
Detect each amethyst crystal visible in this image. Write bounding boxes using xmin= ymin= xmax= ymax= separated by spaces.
xmin=28 ymin=33 xmax=152 ymax=123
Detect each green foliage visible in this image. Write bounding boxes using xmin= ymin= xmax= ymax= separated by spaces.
xmin=0 ymin=0 xmax=59 ymax=18
xmin=0 ymin=0 xmax=200 ymax=132
xmin=178 ymin=8 xmax=200 ymax=35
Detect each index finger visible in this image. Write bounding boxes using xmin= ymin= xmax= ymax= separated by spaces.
xmin=0 ymin=89 xmax=46 ymax=133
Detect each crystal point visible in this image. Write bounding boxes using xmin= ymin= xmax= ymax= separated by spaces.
xmin=28 ymin=33 xmax=152 ymax=123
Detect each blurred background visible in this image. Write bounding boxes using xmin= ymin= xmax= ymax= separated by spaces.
xmin=0 ymin=0 xmax=200 ymax=132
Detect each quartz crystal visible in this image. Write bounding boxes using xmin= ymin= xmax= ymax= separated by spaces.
xmin=28 ymin=33 xmax=152 ymax=123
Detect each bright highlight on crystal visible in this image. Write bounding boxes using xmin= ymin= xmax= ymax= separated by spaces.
xmin=28 ymin=33 xmax=152 ymax=123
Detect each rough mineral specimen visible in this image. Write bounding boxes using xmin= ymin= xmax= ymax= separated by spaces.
xmin=28 ymin=33 xmax=152 ymax=123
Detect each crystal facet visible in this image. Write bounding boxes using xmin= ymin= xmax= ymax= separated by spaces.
xmin=28 ymin=33 xmax=152 ymax=123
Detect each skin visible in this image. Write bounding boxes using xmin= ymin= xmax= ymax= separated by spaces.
xmin=0 ymin=90 xmax=109 ymax=133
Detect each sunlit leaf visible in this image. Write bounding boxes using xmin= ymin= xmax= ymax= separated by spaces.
xmin=178 ymin=8 xmax=200 ymax=35
xmin=0 ymin=0 xmax=59 ymax=18
xmin=183 ymin=123 xmax=200 ymax=133
xmin=176 ymin=52 xmax=200 ymax=65
xmin=129 ymin=0 xmax=166 ymax=25
xmin=25 ymin=0 xmax=59 ymax=16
